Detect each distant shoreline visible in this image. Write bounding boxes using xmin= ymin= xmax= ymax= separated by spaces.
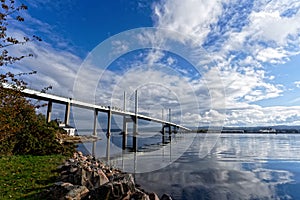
xmin=190 ymin=132 xmax=300 ymax=134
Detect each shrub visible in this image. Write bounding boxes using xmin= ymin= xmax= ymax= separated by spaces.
xmin=0 ymin=0 xmax=75 ymax=156
xmin=0 ymin=90 xmax=75 ymax=156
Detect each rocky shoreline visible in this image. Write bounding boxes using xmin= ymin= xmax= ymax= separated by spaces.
xmin=58 ymin=135 xmax=99 ymax=144
xmin=46 ymin=151 xmax=172 ymax=200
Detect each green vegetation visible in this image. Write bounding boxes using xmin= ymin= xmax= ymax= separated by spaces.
xmin=0 ymin=2 xmax=76 ymax=198
xmin=0 ymin=99 xmax=75 ymax=156
xmin=0 ymin=154 xmax=66 ymax=200
xmin=0 ymin=0 xmax=76 ymax=156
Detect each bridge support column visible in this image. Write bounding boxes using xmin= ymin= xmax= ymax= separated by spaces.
xmin=133 ymin=90 xmax=138 ymax=152
xmin=174 ymin=126 xmax=178 ymax=134
xmin=92 ymin=141 xmax=96 ymax=157
xmin=122 ymin=91 xmax=127 ymax=150
xmin=93 ymin=109 xmax=98 ymax=136
xmin=107 ymin=107 xmax=111 ymax=137
xmin=106 ymin=107 xmax=112 ymax=161
xmin=64 ymin=102 xmax=71 ymax=125
xmin=162 ymin=124 xmax=166 ymax=144
xmin=122 ymin=118 xmax=127 ymax=150
xmin=161 ymin=124 xmax=166 ymax=134
xmin=46 ymin=100 xmax=52 ymax=123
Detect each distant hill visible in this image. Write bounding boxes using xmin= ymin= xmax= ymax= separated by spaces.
xmin=191 ymin=125 xmax=300 ymax=133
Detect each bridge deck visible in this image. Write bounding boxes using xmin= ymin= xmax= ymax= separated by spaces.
xmin=22 ymin=89 xmax=190 ymax=131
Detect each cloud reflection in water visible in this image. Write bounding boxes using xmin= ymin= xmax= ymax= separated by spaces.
xmin=132 ymin=134 xmax=299 ymax=200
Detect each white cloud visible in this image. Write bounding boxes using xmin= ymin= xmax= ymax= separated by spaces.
xmin=111 ymin=40 xmax=129 ymax=56
xmin=166 ymin=56 xmax=176 ymax=66
xmin=152 ymin=0 xmax=300 ymax=126
xmin=221 ymin=0 xmax=300 ymax=54
xmin=153 ymin=0 xmax=226 ymax=44
xmin=294 ymin=81 xmax=300 ymax=88
xmin=256 ymin=47 xmax=290 ymax=64
xmin=248 ymin=10 xmax=300 ymax=45
xmin=219 ymin=66 xmax=283 ymax=106
xmin=107 ymin=63 xmax=204 ymax=127
xmin=3 ymin=28 xmax=81 ymax=97
xmin=144 ymin=49 xmax=165 ymax=66
xmin=226 ymin=105 xmax=300 ymax=126
xmin=5 ymin=0 xmax=300 ymax=128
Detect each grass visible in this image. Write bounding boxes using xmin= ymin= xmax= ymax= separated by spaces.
xmin=0 ymin=154 xmax=66 ymax=200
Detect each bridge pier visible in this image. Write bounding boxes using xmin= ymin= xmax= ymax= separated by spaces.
xmin=169 ymin=125 xmax=172 ymax=141
xmin=122 ymin=117 xmax=131 ymax=150
xmin=64 ymin=101 xmax=71 ymax=125
xmin=92 ymin=141 xmax=96 ymax=157
xmin=46 ymin=100 xmax=53 ymax=123
xmin=106 ymin=107 xmax=112 ymax=161
xmin=161 ymin=124 xmax=166 ymax=135
xmin=107 ymin=107 xmax=112 ymax=137
xmin=168 ymin=109 xmax=172 ymax=141
xmin=174 ymin=126 xmax=178 ymax=134
xmin=161 ymin=109 xmax=165 ymax=144
xmin=161 ymin=124 xmax=174 ymax=143
xmin=20 ymin=88 xmax=191 ymax=146
xmin=133 ymin=122 xmax=138 ymax=151
xmin=93 ymin=109 xmax=98 ymax=136
xmin=133 ymin=90 xmax=138 ymax=152
xmin=162 ymin=124 xmax=166 ymax=144
xmin=122 ymin=91 xmax=127 ymax=150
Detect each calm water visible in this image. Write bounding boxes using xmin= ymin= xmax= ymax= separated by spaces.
xmin=78 ymin=132 xmax=300 ymax=200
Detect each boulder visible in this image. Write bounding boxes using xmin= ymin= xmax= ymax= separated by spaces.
xmin=49 ymin=152 xmax=166 ymax=200
xmin=160 ymin=194 xmax=172 ymax=200
xmin=47 ymin=182 xmax=75 ymax=199
xmin=113 ymin=173 xmax=135 ymax=192
xmin=73 ymin=168 xmax=86 ymax=186
xmin=89 ymin=183 xmax=113 ymax=200
xmin=96 ymin=169 xmax=109 ymax=187
xmin=70 ymin=166 xmax=78 ymax=173
xmin=149 ymin=192 xmax=160 ymax=200
xmin=65 ymin=185 xmax=89 ymax=200
xmin=130 ymin=189 xmax=150 ymax=200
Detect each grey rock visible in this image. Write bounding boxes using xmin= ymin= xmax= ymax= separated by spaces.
xmin=87 ymin=155 xmax=93 ymax=161
xmin=65 ymin=185 xmax=89 ymax=200
xmin=54 ymin=181 xmax=75 ymax=191
xmin=94 ymin=169 xmax=109 ymax=188
xmin=70 ymin=166 xmax=78 ymax=173
xmin=149 ymin=192 xmax=160 ymax=200
xmin=130 ymin=189 xmax=150 ymax=200
xmin=50 ymin=152 xmax=164 ymax=200
xmin=160 ymin=194 xmax=172 ymax=200
xmin=90 ymin=182 xmax=113 ymax=200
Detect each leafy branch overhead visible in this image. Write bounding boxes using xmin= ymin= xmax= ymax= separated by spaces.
xmin=0 ymin=0 xmax=41 ymax=69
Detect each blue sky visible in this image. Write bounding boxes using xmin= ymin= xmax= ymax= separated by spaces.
xmin=22 ymin=0 xmax=154 ymax=55
xmin=3 ymin=0 xmax=300 ymax=128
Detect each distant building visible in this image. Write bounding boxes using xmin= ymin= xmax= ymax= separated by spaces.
xmin=55 ymin=119 xmax=77 ymax=136
xmin=259 ymin=128 xmax=276 ymax=133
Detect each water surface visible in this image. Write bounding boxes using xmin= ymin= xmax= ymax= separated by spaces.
xmin=79 ymin=133 xmax=300 ymax=200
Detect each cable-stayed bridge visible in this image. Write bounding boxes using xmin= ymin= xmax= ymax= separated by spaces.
xmin=21 ymin=88 xmax=191 ymax=151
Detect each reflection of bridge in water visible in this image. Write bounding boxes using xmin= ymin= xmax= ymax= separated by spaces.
xmin=22 ymin=89 xmax=190 ymax=152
